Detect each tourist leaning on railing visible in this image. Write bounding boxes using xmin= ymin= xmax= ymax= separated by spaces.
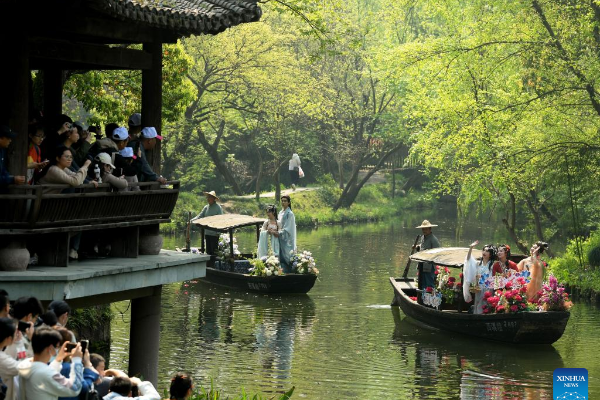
xmin=38 ymin=146 xmax=98 ymax=194
xmin=0 ymin=126 xmax=26 ymax=193
xmin=26 ymin=124 xmax=49 ymax=185
xmin=95 ymin=152 xmax=128 ymax=191
xmin=127 ymin=127 xmax=167 ymax=185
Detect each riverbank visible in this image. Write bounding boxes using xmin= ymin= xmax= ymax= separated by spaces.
xmin=161 ymin=180 xmax=435 ymax=234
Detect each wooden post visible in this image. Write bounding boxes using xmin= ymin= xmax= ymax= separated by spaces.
xmin=256 ymin=224 xmax=260 ymax=246
xmin=43 ymin=69 xmax=64 ymax=119
xmin=200 ymin=228 xmax=205 ymax=254
xmin=141 ymin=39 xmax=162 ymax=174
xmin=229 ymin=230 xmax=234 ymax=260
xmin=129 ymin=286 xmax=162 ymax=386
xmin=3 ymin=36 xmax=29 ymax=177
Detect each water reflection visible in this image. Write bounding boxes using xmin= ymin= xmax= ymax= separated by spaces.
xmin=390 ymin=307 xmax=561 ymax=399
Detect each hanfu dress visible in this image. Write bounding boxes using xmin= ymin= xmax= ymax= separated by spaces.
xmin=463 ymin=257 xmax=493 ymax=314
xmin=278 ymin=207 xmax=297 ymax=273
xmin=257 ymin=220 xmax=281 ymax=259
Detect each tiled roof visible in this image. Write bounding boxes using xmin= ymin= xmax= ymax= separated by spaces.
xmin=89 ymin=0 xmax=262 ymax=36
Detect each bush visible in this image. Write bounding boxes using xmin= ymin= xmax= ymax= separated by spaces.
xmin=550 ymin=231 xmax=600 ymax=292
xmin=588 ymin=245 xmax=600 ymax=268
xmin=316 ymin=174 xmax=342 ymax=207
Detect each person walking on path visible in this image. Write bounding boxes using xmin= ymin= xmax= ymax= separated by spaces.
xmin=191 ymin=191 xmax=223 ymax=255
xmin=288 ymin=153 xmax=301 ymax=190
xmin=415 ymin=220 xmax=441 ymax=290
xmin=275 ymin=195 xmax=296 ymax=273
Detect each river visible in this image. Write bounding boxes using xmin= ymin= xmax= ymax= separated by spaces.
xmin=108 ymin=207 xmax=600 ymax=399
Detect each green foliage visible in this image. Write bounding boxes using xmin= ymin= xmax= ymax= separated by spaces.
xmin=316 ymin=174 xmax=342 ymax=207
xmin=551 ymin=232 xmax=600 ymax=292
xmin=588 ymin=246 xmax=600 ymax=269
xmin=62 ymin=42 xmax=196 ymax=125
xmin=161 ymin=191 xmax=205 ymax=234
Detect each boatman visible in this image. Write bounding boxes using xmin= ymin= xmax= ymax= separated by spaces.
xmin=192 ymin=190 xmax=223 ymax=255
xmin=415 ymin=220 xmax=441 ymax=290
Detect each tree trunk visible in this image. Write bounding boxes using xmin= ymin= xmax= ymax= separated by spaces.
xmin=391 ymin=160 xmax=396 ymax=199
xmin=255 ymin=151 xmax=263 ymax=201
xmin=526 ymin=194 xmax=554 ymax=257
xmin=501 ymin=192 xmax=529 ymax=254
xmin=334 ymin=143 xmax=404 ymax=210
xmin=274 ymin=165 xmax=281 ymax=203
xmin=196 ymin=128 xmax=243 ymax=195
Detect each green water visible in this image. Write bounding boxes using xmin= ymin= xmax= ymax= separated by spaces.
xmin=109 ymin=208 xmax=600 ymax=399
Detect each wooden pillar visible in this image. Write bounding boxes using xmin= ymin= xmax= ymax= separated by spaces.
xmin=141 ymin=39 xmax=162 ymax=174
xmin=128 ymin=286 xmax=162 ymax=386
xmin=43 ymin=69 xmax=64 ymax=118
xmin=1 ymin=36 xmax=29 ymax=176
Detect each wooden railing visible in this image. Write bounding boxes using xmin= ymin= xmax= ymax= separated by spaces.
xmin=0 ymin=181 xmax=179 ymax=229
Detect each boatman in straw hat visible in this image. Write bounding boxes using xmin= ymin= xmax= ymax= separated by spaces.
xmin=415 ymin=220 xmax=441 ymax=290
xmin=191 ymin=190 xmax=224 ymax=255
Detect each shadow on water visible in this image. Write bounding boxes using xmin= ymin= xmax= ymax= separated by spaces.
xmin=390 ymin=307 xmax=562 ymax=399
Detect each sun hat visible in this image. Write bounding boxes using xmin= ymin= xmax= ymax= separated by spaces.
xmin=141 ymin=126 xmax=162 ymax=140
xmin=415 ymin=220 xmax=438 ymax=229
xmin=95 ymin=152 xmax=116 ymax=169
xmin=203 ymin=190 xmax=220 ymax=201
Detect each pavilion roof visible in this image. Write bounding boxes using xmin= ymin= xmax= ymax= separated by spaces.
xmin=89 ymin=0 xmax=262 ymax=36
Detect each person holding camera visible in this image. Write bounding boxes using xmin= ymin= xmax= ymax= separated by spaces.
xmin=103 ymin=374 xmax=160 ymax=400
xmin=18 ymin=328 xmax=84 ymax=400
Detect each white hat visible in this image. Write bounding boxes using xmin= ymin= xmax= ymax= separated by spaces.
xmin=119 ymin=147 xmax=137 ymax=159
xmin=415 ymin=220 xmax=438 ymax=229
xmin=112 ymin=127 xmax=129 ymax=141
xmin=141 ymin=127 xmax=162 ymax=140
xmin=95 ymin=152 xmax=115 ymax=169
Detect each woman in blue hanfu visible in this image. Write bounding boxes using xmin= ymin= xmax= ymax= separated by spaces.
xmin=257 ymin=204 xmax=281 ymax=259
xmin=276 ymin=195 xmax=296 ymax=273
xmin=463 ymin=240 xmax=496 ymax=314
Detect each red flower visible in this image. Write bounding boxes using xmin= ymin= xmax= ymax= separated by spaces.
xmin=482 ymin=307 xmax=490 ymax=314
xmin=448 ymin=282 xmax=454 ymax=288
xmin=459 ymin=273 xmax=464 ymax=278
xmin=496 ymin=305 xmax=506 ymax=313
xmin=505 ymin=281 xmax=513 ymax=289
xmin=520 ymin=287 xmax=527 ymax=294
xmin=456 ymin=283 xmax=462 ymax=289
xmin=409 ymin=296 xmax=417 ymax=302
xmin=426 ymin=287 xmax=433 ymax=293
xmin=444 ymin=267 xmax=450 ymax=273
xmin=514 ymin=295 xmax=522 ymax=302
xmin=510 ymin=305 xmax=518 ymax=312
xmin=448 ymin=277 xmax=456 ymax=283
xmin=484 ymin=291 xmax=492 ymax=299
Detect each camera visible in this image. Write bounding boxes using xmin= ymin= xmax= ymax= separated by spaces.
xmin=17 ymin=320 xmax=31 ymax=332
xmin=80 ymin=340 xmax=89 ymax=353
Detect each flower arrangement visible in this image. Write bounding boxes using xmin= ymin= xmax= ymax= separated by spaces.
xmin=291 ymin=250 xmax=319 ymax=275
xmin=482 ymin=285 xmax=531 ymax=314
xmin=249 ymin=255 xmax=283 ymax=277
xmin=537 ymin=275 xmax=572 ymax=311
xmin=435 ymin=266 xmax=461 ymax=304
xmin=217 ymin=233 xmax=241 ymax=260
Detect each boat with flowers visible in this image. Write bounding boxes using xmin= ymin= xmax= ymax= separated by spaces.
xmin=188 ymin=214 xmax=318 ymax=294
xmin=390 ymin=247 xmax=571 ymax=344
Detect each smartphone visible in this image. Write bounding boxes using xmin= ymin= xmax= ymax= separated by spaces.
xmin=80 ymin=340 xmax=89 ymax=353
xmin=65 ymin=342 xmax=77 ymax=352
xmin=18 ymin=320 xmax=30 ymax=332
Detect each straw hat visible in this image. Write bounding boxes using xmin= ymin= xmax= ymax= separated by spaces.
xmin=415 ymin=220 xmax=438 ymax=229
xmin=203 ymin=191 xmax=220 ymax=201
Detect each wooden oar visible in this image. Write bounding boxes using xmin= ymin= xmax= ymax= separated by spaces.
xmin=402 ymin=234 xmax=421 ymax=279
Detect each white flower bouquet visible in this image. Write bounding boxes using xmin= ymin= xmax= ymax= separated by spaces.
xmin=249 ymin=255 xmax=284 ymax=277
xmin=291 ymin=250 xmax=319 ymax=275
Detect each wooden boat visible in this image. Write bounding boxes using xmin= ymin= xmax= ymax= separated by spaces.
xmin=390 ymin=247 xmax=570 ymax=344
xmin=189 ymin=214 xmax=317 ymax=294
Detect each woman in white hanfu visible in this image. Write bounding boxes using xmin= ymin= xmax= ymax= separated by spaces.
xmin=257 ymin=205 xmax=281 ymax=259
xmin=463 ymin=240 xmax=497 ymax=314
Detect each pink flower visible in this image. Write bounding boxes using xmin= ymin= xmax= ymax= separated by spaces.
xmin=514 ymin=295 xmax=522 ymax=302
xmin=505 ymin=281 xmax=513 ymax=289
xmin=510 ymin=305 xmax=518 ymax=312
xmin=448 ymin=277 xmax=456 ymax=283
xmin=484 ymin=291 xmax=492 ymax=299
xmin=456 ymin=283 xmax=463 ymax=289
xmin=444 ymin=267 xmax=450 ymax=273
xmin=459 ymin=273 xmax=464 ymax=278
xmin=448 ymin=282 xmax=454 ymax=288
xmin=496 ymin=305 xmax=505 ymax=313
xmin=426 ymin=287 xmax=433 ymax=293
xmin=482 ymin=307 xmax=490 ymax=314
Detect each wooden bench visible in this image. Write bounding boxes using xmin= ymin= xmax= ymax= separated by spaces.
xmin=0 ymin=181 xmax=180 ymax=268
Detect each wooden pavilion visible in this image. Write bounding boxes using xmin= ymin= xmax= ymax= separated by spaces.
xmin=0 ymin=0 xmax=261 ymax=385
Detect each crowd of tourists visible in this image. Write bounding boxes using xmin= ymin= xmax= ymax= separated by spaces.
xmin=1 ymin=112 xmax=168 ymax=196
xmin=0 ymin=290 xmax=195 ymax=400
xmin=0 ymin=112 xmax=171 ymax=260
